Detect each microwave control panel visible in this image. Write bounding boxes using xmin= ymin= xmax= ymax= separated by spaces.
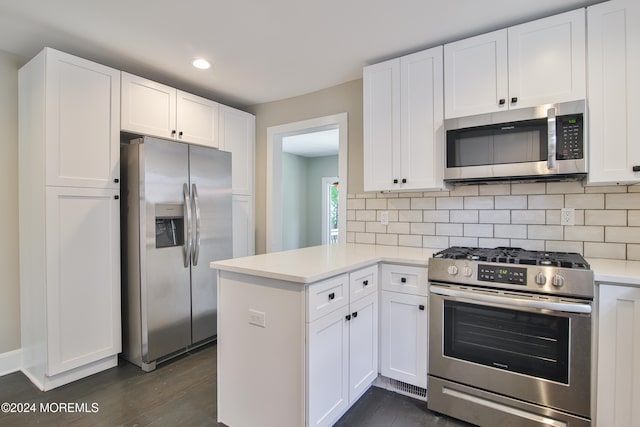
xmin=556 ymin=115 xmax=583 ymax=160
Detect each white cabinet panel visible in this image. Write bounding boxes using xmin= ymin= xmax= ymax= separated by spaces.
xmin=348 ymin=292 xmax=378 ymax=403
xmin=232 ymin=194 xmax=254 ymax=258
xmin=307 ymin=305 xmax=350 ymax=427
xmin=121 ymin=72 xmax=176 ymax=139
xmin=587 ymin=0 xmax=640 ymax=185
xmin=176 ymin=90 xmax=219 ymax=148
xmin=597 ymin=284 xmax=640 ymax=427
xmin=44 ymin=49 xmax=120 ymax=188
xmin=381 ymin=264 xmax=429 ymax=296
xmin=219 ymin=105 xmax=255 ymax=195
xmin=45 ymin=187 xmax=121 ymax=376
xmin=444 ymin=30 xmax=508 ymax=118
xmin=380 ymin=291 xmax=428 ymax=388
xmin=349 ymin=264 xmax=378 ymax=302
xmin=508 ymin=9 xmax=586 ymax=109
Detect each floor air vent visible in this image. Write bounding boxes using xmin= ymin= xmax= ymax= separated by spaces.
xmin=388 ymin=378 xmax=427 ymax=401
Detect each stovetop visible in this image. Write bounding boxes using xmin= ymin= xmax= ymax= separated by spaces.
xmin=432 ymin=246 xmax=590 ymax=269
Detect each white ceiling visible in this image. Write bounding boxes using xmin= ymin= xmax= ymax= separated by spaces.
xmin=0 ymin=0 xmax=601 ymax=108
xmin=282 ymin=128 xmax=339 ymax=157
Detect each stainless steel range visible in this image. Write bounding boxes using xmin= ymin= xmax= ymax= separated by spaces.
xmin=428 ymin=247 xmax=594 ymax=427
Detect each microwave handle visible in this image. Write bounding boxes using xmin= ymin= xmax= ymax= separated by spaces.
xmin=547 ymin=107 xmax=557 ymax=170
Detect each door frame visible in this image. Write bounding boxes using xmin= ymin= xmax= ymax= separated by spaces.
xmin=266 ymin=113 xmax=348 ymax=253
xmin=321 ymin=176 xmax=339 ymax=245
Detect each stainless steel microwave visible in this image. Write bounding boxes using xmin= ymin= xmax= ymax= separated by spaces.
xmin=444 ymin=100 xmax=587 ymax=183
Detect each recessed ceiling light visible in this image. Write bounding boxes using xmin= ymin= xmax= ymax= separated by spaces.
xmin=192 ymin=58 xmax=211 ymax=70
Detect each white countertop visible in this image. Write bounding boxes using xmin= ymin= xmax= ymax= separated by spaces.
xmin=211 ymin=243 xmax=640 ymax=287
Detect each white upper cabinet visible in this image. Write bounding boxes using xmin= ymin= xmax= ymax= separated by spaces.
xmin=587 ymin=0 xmax=640 ymax=185
xmin=219 ymin=105 xmax=255 ymax=195
xmin=41 ymin=48 xmax=120 ymax=188
xmin=364 ymin=46 xmax=445 ymax=192
xmin=444 ymin=9 xmax=586 ymax=118
xmin=121 ymin=72 xmax=219 ymax=148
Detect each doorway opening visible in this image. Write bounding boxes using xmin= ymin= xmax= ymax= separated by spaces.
xmin=267 ymin=113 xmax=348 ymax=253
xmin=322 ymin=177 xmax=339 ymax=244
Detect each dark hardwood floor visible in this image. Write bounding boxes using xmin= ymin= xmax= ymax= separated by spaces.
xmin=0 ymin=344 xmax=470 ymax=426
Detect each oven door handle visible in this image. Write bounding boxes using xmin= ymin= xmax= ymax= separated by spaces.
xmin=430 ymin=286 xmax=592 ymax=314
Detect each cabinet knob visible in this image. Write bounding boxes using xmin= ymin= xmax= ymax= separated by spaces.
xmin=402 ymin=178 xmax=407 ymax=184
xmin=179 ymin=131 xmax=183 ymax=137
xmin=363 ymin=280 xmax=369 ymax=286
xmin=499 ymin=99 xmax=506 ymax=105
xmin=419 ymin=304 xmax=425 ymax=311
xmin=346 ymin=314 xmax=351 ymax=321
xmin=633 ymin=166 xmax=640 ymax=172
xmin=114 ymin=178 xmax=119 ymax=183
xmin=352 ymin=312 xmax=358 ymax=318
xmin=328 ymin=292 xmax=335 ymax=301
xmin=511 ymin=97 xmax=518 ymax=103
xmin=171 ymin=130 xmax=176 ymax=136
xmin=393 ymin=179 xmax=398 ymax=184
xmin=400 ymin=277 xmax=407 ymax=284
xmin=114 ymin=195 xmax=119 ymax=200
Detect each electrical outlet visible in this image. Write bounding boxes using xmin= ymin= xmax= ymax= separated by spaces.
xmin=380 ymin=211 xmax=389 ymax=225
xmin=561 ymin=208 xmax=575 ymax=226
xmin=248 ymin=309 xmax=266 ymax=328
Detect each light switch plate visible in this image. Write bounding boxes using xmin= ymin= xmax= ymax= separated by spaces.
xmin=248 ymin=309 xmax=266 ymax=328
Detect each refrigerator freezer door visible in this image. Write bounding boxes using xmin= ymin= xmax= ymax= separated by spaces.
xmin=189 ymin=145 xmax=232 ymax=343
xmin=143 ymin=138 xmax=192 ymax=362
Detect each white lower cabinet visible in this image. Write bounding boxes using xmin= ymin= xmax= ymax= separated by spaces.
xmin=596 ymin=284 xmax=640 ymax=426
xmin=231 ymin=195 xmax=255 ymax=258
xmin=380 ymin=291 xmax=428 ymax=388
xmin=307 ymin=269 xmax=379 ymax=427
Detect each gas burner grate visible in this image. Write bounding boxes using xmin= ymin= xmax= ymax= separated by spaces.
xmin=433 ymin=246 xmax=590 ymax=269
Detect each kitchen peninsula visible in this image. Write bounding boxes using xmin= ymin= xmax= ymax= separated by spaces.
xmin=211 ymin=243 xmax=640 ymax=427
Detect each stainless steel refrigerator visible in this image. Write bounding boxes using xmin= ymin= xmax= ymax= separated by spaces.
xmin=121 ymin=136 xmax=232 ymax=371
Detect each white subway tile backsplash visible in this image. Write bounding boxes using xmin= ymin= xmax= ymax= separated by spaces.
xmin=627 ymin=244 xmax=640 ymax=261
xmin=546 ymin=181 xmax=585 ymax=194
xmin=528 ymin=225 xmax=563 ymax=240
xmin=348 ymin=198 xmax=366 ymax=210
xmin=605 ymin=226 xmax=640 ymax=243
xmin=399 ymin=210 xmax=423 ymax=222
xmin=511 ymin=183 xmax=546 ymax=195
xmin=402 ymin=192 xmax=427 ymax=198
xmin=355 ymin=232 xmax=375 ymax=244
xmin=376 ymin=234 xmax=398 ymax=246
xmin=628 ymin=211 xmax=640 ymax=226
xmin=378 ymin=210 xmax=399 ymax=222
xmin=564 ymin=226 xmax=604 ymax=242
xmin=450 ymin=185 xmax=479 ymax=196
xmin=450 ymin=210 xmax=478 ymax=223
xmin=546 ymin=240 xmax=584 ymax=253
xmin=585 ymin=210 xmax=627 ymax=226
xmin=347 ymin=210 xmax=356 ymax=221
xmin=495 ymin=195 xmax=527 ymax=210
xmin=511 ymin=239 xmax=545 ymax=251
xmin=495 ymin=224 xmax=527 ymax=239
xmin=346 ymin=231 xmax=355 ymax=243
xmin=479 ymin=184 xmax=511 ymax=196
xmin=388 ymin=198 xmax=411 ymax=210
xmin=464 ymin=224 xmax=493 ymax=237
xmin=423 ymin=235 xmax=449 ymax=248
xmin=377 ymin=192 xmax=399 ymax=198
xmin=424 ymin=210 xmax=450 ymax=223
xmin=528 ymin=195 xmax=564 ymax=209
xmin=366 ymin=198 xmax=387 ymax=210
xmin=565 ymin=194 xmax=605 ymax=209
xmin=411 ymin=222 xmax=435 ymax=235
xmin=356 ymin=193 xmax=377 ymax=199
xmin=398 ymin=234 xmax=422 ymax=248
xmin=356 ymin=210 xmax=377 ymax=221
xmin=479 ymin=210 xmax=510 ymax=224
xmin=347 ymin=221 xmax=365 ymax=232
xmin=606 ymin=193 xmax=640 ymax=209
xmin=436 ymin=223 xmax=463 ymax=236
xmin=464 ymin=196 xmax=494 ymax=210
xmin=436 ymin=197 xmax=464 ymax=210
xmin=450 ymin=237 xmax=478 ymax=247
xmin=479 ymin=238 xmax=510 ymax=248
xmin=584 ymin=242 xmax=626 ymax=259
xmin=411 ymin=197 xmax=436 ymax=209
xmin=585 ymin=185 xmax=626 ymax=194
xmin=387 ymin=222 xmax=410 ymax=234
xmin=366 ymin=222 xmax=387 ymax=233
xmin=512 ymin=210 xmax=546 ymax=224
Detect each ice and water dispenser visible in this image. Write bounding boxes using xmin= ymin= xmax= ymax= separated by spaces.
xmin=155 ymin=204 xmax=185 ymax=248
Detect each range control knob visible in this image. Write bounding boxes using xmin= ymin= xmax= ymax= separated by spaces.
xmin=447 ymin=265 xmax=459 ymax=276
xmin=552 ymin=275 xmax=565 ymax=288
xmin=535 ymin=272 xmax=547 ymax=286
xmin=462 ymin=266 xmax=473 ymax=277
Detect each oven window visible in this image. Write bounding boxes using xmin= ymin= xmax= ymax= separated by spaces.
xmin=446 ymin=118 xmax=547 ymax=167
xmin=444 ymin=300 xmax=569 ymax=384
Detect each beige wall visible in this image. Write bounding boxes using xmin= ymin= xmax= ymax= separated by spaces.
xmin=0 ymin=50 xmax=22 ymax=353
xmin=246 ymin=79 xmax=364 ymax=254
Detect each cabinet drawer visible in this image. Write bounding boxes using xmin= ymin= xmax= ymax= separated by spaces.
xmin=350 ymin=265 xmax=378 ymax=302
xmin=307 ymin=274 xmax=349 ymax=322
xmin=381 ymin=264 xmax=428 ymax=296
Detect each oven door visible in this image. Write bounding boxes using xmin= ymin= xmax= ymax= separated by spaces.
xmin=429 ymin=284 xmax=592 ymax=418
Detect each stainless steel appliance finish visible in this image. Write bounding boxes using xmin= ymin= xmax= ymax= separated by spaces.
xmin=121 ymin=136 xmax=232 ymax=371
xmin=444 ymin=100 xmax=587 ymax=183
xmin=427 ymin=247 xmax=594 ymax=427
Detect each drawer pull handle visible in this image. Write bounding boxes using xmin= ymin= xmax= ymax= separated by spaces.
xmin=346 ymin=314 xmax=351 ymax=321
xmin=393 ymin=179 xmax=398 ymax=184
xmin=328 ymin=292 xmax=335 ymax=301
xmin=511 ymin=97 xmax=518 ymax=103
xmin=352 ymin=312 xmax=358 ymax=318
xmin=633 ymin=166 xmax=640 ymax=172
xmin=419 ymin=305 xmax=425 ymax=311
xmin=363 ymin=280 xmax=369 ymax=286
xmin=499 ymin=98 xmax=506 ymax=105
xmin=400 ymin=277 xmax=407 ymax=283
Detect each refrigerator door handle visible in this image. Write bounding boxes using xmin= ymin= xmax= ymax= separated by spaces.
xmin=191 ymin=183 xmax=201 ymax=266
xmin=183 ymin=183 xmax=192 ymax=268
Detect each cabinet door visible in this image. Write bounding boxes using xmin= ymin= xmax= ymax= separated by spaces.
xmin=444 ymin=29 xmax=508 ymax=118
xmin=380 ymin=291 xmax=428 ymax=388
xmin=219 ymin=105 xmax=255 ymax=195
xmin=307 ymin=306 xmax=349 ymax=427
xmin=176 ymin=90 xmax=219 ymax=148
xmin=232 ymin=194 xmax=255 ymax=258
xmin=348 ymin=292 xmax=378 ymax=403
xmin=400 ymin=47 xmax=445 ymax=190
xmin=121 ymin=72 xmax=176 ymax=139
xmin=587 ymin=0 xmax=640 ymax=185
xmin=45 ymin=49 xmax=120 ymax=189
xmin=45 ymin=186 xmax=121 ymax=376
xmin=363 ymin=58 xmax=400 ymax=191
xmin=508 ymin=9 xmax=586 ymax=109
xmin=597 ymin=284 xmax=640 ymax=427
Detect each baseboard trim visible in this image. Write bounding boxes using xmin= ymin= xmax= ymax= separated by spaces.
xmin=0 ymin=349 xmax=22 ymax=377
